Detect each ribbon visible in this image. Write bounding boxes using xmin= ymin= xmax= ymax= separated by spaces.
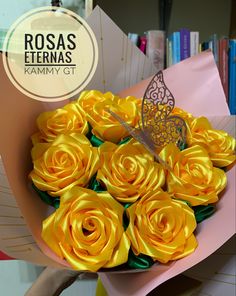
xmin=123 ymin=203 xmax=131 ymax=230
xmin=123 ymin=203 xmax=154 ymax=269
xmin=118 ymin=137 xmax=131 ymax=145
xmin=178 ymin=141 xmax=187 ymax=151
xmin=90 ymin=135 xmax=104 ymax=147
xmin=127 ymin=249 xmax=154 ymax=269
xmin=32 ymin=183 xmax=60 ymax=209
xmin=173 ymin=198 xmax=215 ymax=223
xmin=88 ymin=174 xmax=105 ymax=192
xmin=90 ymin=134 xmax=131 ymax=147
xmin=34 ymin=173 xmax=106 ymax=209
xmin=193 ymin=205 xmax=216 ymax=223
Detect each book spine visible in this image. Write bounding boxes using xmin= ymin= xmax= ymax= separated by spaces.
xmin=146 ymin=30 xmax=165 ymax=70
xmin=172 ymin=32 xmax=180 ymax=64
xmin=218 ymin=38 xmax=229 ymax=101
xmin=199 ymin=43 xmax=202 ymax=53
xmin=222 ymin=39 xmax=229 ymax=101
xmin=166 ymin=38 xmax=169 ymax=67
xmin=139 ymin=36 xmax=147 ymax=54
xmin=128 ymin=33 xmax=139 ymax=46
xmin=218 ymin=39 xmax=223 ymax=94
xmin=190 ymin=32 xmax=199 ymax=56
xmin=201 ymin=41 xmax=209 ymax=51
xmin=229 ymin=40 xmax=236 ymax=115
xmin=180 ymin=28 xmax=190 ymax=60
xmin=170 ymin=33 xmax=175 ymax=64
xmin=168 ymin=38 xmax=172 ymax=66
xmin=209 ymin=34 xmax=218 ymax=65
xmin=208 ymin=40 xmax=213 ymax=52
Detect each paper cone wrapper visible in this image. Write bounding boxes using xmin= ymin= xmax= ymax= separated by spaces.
xmin=0 ymin=5 xmax=157 ymax=267
xmin=0 ymin=48 xmax=235 ymax=295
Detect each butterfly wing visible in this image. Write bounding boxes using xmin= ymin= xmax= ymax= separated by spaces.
xmin=142 ymin=71 xmax=174 ymax=129
xmin=108 ymin=70 xmax=186 ymax=168
xmin=142 ymin=71 xmax=187 ymax=150
xmin=108 ymin=110 xmax=170 ymax=169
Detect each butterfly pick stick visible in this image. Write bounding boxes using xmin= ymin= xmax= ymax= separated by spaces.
xmin=108 ymin=70 xmax=187 ymax=172
xmin=141 ymin=71 xmax=187 ymax=147
xmin=108 ymin=109 xmax=172 ymax=171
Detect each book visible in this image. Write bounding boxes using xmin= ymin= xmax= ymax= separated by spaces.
xmin=208 ymin=40 xmax=213 ymax=52
xmin=190 ymin=32 xmax=199 ymax=57
xmin=209 ymin=34 xmax=218 ymax=65
xmin=218 ymin=38 xmax=229 ymax=101
xmin=168 ymin=38 xmax=173 ymax=67
xmin=139 ymin=36 xmax=147 ymax=54
xmin=201 ymin=41 xmax=209 ymax=51
xmin=180 ymin=28 xmax=190 ymax=60
xmin=128 ymin=33 xmax=139 ymax=46
xmin=166 ymin=38 xmax=169 ymax=67
xmin=198 ymin=43 xmax=202 ymax=53
xmin=163 ymin=27 xmax=235 ymax=112
xmin=146 ymin=30 xmax=165 ymax=71
xmin=228 ymin=39 xmax=236 ymax=115
xmin=171 ymin=31 xmax=180 ymax=64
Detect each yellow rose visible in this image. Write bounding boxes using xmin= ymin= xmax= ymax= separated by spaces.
xmin=171 ymin=107 xmax=194 ymax=125
xmin=134 ymin=97 xmax=142 ymax=120
xmin=42 ymin=187 xmax=130 ymax=272
xmin=126 ymin=189 xmax=197 ymax=263
xmin=159 ymin=143 xmax=227 ymax=206
xmin=77 ymin=90 xmax=140 ymax=143
xmin=97 ymin=140 xmax=165 ymax=203
xmin=187 ymin=117 xmax=236 ymax=167
xmin=77 ymin=90 xmax=116 ymax=113
xmin=31 ymin=102 xmax=88 ymax=145
xmin=29 ymin=134 xmax=99 ymax=196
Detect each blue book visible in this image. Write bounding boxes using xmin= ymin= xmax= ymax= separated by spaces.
xmin=128 ymin=33 xmax=139 ymax=46
xmin=168 ymin=38 xmax=172 ymax=66
xmin=229 ymin=40 xmax=236 ymax=115
xmin=209 ymin=34 xmax=218 ymax=65
xmin=171 ymin=32 xmax=180 ymax=64
xmin=201 ymin=41 xmax=209 ymax=51
xmin=180 ymin=28 xmax=190 ymax=60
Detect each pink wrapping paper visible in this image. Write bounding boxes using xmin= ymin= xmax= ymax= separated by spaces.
xmin=0 ymin=50 xmax=235 ymax=295
xmin=98 ymin=51 xmax=235 ymax=295
xmin=119 ymin=50 xmax=229 ymax=117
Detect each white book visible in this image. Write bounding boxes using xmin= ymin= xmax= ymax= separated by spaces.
xmin=208 ymin=40 xmax=213 ymax=52
xmin=190 ymin=32 xmax=199 ymax=57
xmin=128 ymin=33 xmax=139 ymax=46
xmin=146 ymin=30 xmax=165 ymax=71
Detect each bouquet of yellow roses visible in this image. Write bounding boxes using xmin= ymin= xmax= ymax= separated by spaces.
xmin=0 ymin=51 xmax=235 ymax=296
xmin=28 ymin=76 xmax=235 ymax=272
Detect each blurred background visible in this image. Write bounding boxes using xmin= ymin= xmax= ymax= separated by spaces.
xmin=0 ymin=0 xmax=235 ymax=42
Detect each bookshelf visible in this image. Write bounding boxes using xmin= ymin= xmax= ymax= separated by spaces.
xmin=94 ymin=0 xmax=232 ymax=41
xmin=93 ymin=0 xmax=235 ymax=114
xmin=94 ymin=0 xmax=160 ymax=35
xmin=230 ymin=0 xmax=236 ymax=38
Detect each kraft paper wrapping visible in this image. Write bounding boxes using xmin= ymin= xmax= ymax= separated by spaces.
xmin=0 ymin=40 xmax=235 ymax=296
